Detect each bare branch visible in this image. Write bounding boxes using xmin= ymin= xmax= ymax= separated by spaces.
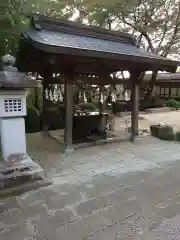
xmin=155 ymin=9 xmax=169 ymax=53
xmin=161 ymin=2 xmax=180 ymax=57
xmin=121 ymin=17 xmax=154 ymax=52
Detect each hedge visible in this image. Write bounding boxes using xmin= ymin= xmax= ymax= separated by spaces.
xmin=25 ymin=107 xmax=41 ymax=133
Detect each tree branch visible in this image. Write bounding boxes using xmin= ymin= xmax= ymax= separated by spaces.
xmin=161 ymin=3 xmax=180 ymax=57
xmin=156 ymin=9 xmax=169 ymax=53
xmin=121 ymin=17 xmax=154 ymax=52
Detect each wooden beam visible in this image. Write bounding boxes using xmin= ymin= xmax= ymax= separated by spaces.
xmin=64 ymin=69 xmax=74 ymax=154
xmin=44 ymin=74 xmax=180 ymax=88
xmin=155 ymin=81 xmax=180 ymax=88
xmin=45 ymin=75 xmax=130 ymax=85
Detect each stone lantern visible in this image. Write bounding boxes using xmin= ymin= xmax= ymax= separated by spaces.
xmin=0 ymin=55 xmax=43 ymax=177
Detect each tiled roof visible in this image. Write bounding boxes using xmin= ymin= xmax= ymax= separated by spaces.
xmin=17 ymin=15 xmax=180 ymax=73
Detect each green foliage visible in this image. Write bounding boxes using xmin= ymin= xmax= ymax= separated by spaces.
xmin=1 ymin=0 xmax=180 ymax=59
xmin=160 ymin=132 xmax=175 ymax=141
xmin=0 ymin=0 xmax=73 ymax=57
xmin=26 ymin=87 xmax=43 ymax=112
xmin=166 ymin=99 xmax=180 ymax=109
xmin=0 ymin=140 xmax=1 ymax=152
xmin=78 ymin=102 xmax=97 ymax=111
xmin=26 ymin=88 xmax=36 ymax=107
xmin=72 ymin=0 xmax=137 ymax=28
xmin=112 ymin=101 xmax=131 ymax=113
xmin=150 ymin=125 xmax=159 ymax=137
xmin=73 ymin=0 xmax=180 ymax=58
xmin=175 ymin=131 xmax=180 ymax=141
xmin=119 ymin=0 xmax=180 ymax=56
xmin=1 ymin=0 xmax=180 ymax=58
xmin=157 ymin=125 xmax=174 ymax=141
xmin=47 ymin=108 xmax=65 ymax=130
xmin=25 ymin=107 xmax=41 ymax=133
xmin=150 ymin=124 xmax=174 ymax=141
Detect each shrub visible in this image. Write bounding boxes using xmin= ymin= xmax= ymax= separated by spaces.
xmin=112 ymin=101 xmax=128 ymax=113
xmin=166 ymin=99 xmax=180 ymax=109
xmin=157 ymin=125 xmax=174 ymax=141
xmin=140 ymin=97 xmax=166 ymax=110
xmin=175 ymin=131 xmax=180 ymax=141
xmin=77 ymin=102 xmax=97 ymax=111
xmin=47 ymin=109 xmax=65 ymax=130
xmin=150 ymin=124 xmax=174 ymax=141
xmin=26 ymin=87 xmax=43 ymax=112
xmin=150 ymin=125 xmax=159 ymax=137
xmin=160 ymin=132 xmax=174 ymax=141
xmin=0 ymin=140 xmax=2 ymax=160
xmin=25 ymin=107 xmax=41 ymax=133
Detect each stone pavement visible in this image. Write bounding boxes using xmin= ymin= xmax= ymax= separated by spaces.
xmin=2 ymin=136 xmax=180 ymax=239
xmin=140 ymin=110 xmax=180 ymax=131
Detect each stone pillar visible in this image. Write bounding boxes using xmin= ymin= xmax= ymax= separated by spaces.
xmin=64 ymin=71 xmax=74 ymax=154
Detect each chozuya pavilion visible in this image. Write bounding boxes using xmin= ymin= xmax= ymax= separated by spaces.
xmin=15 ymin=15 xmax=180 ymax=154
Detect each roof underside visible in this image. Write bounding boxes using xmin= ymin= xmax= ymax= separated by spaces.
xmin=16 ymin=15 xmax=180 ymax=73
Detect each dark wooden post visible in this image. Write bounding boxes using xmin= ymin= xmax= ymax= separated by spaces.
xmin=42 ymin=80 xmax=49 ymax=136
xmin=99 ymin=85 xmax=106 ymax=133
xmin=64 ymin=70 xmax=74 ymax=154
xmin=169 ymin=84 xmax=171 ymax=98
xmin=130 ymin=70 xmax=142 ymax=142
xmin=131 ymin=82 xmax=139 ymax=141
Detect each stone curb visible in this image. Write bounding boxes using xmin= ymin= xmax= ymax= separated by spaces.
xmin=0 ymin=179 xmax=52 ymax=199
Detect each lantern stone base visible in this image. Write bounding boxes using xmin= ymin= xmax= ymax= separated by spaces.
xmin=0 ymin=118 xmax=45 ymax=189
xmin=0 ymin=156 xmax=48 ymax=195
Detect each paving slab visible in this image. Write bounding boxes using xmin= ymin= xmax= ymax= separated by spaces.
xmin=56 ymin=213 xmax=113 ymax=240
xmin=2 ymin=136 xmax=180 ymax=239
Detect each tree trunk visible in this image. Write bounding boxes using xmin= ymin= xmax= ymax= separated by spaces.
xmin=144 ymin=71 xmax=158 ymax=98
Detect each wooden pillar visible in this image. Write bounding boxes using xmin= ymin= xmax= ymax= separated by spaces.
xmin=169 ymin=85 xmax=171 ymax=98
xmin=42 ymin=81 xmax=49 ymax=136
xmin=64 ymin=71 xmax=74 ymax=154
xmin=99 ymin=85 xmax=106 ymax=133
xmin=130 ymin=71 xmax=142 ymax=142
xmin=131 ymin=82 xmax=139 ymax=141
